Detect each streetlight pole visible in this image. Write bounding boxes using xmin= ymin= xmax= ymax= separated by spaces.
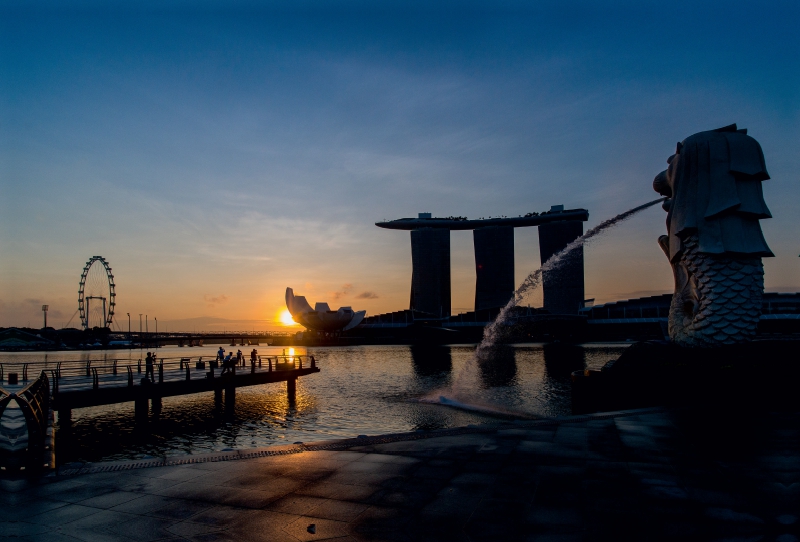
xmin=154 ymin=317 xmax=158 ymax=349
xmin=145 ymin=315 xmax=148 ymax=349
xmin=139 ymin=314 xmax=142 ymax=348
xmin=127 ymin=312 xmax=131 ymax=347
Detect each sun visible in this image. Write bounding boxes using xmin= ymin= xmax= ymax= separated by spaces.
xmin=280 ymin=310 xmax=298 ymax=326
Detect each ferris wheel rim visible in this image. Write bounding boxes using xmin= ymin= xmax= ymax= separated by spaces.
xmin=78 ymin=255 xmax=116 ymax=330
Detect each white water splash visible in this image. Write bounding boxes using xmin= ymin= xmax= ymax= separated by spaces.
xmin=424 ymin=197 xmax=667 ymax=411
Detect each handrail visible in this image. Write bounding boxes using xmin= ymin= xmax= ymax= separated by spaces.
xmin=5 ymin=371 xmax=51 ymax=454
xmin=50 ymin=369 xmax=59 ymax=395
xmin=0 ymin=384 xmax=11 ymax=421
xmin=3 ymin=355 xmax=319 ymax=391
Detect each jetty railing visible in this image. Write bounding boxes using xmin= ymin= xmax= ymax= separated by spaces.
xmin=0 ymin=371 xmax=50 ymax=456
xmin=1 ymin=355 xmax=317 ymax=395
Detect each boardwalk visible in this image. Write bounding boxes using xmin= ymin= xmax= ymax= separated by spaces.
xmin=2 ymin=354 xmax=320 ymax=423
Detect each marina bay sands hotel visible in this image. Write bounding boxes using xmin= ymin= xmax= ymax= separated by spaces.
xmin=376 ymin=206 xmax=589 ymax=317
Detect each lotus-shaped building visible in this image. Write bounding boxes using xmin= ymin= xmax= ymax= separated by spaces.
xmin=285 ymin=287 xmax=366 ymax=332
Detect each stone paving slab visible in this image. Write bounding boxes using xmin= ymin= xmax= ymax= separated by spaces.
xmin=2 ymin=406 xmax=799 ymax=541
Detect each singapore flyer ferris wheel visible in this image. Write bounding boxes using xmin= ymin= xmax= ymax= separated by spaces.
xmin=78 ymin=256 xmax=116 ymax=330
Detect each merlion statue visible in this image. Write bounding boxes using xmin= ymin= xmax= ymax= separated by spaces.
xmin=653 ymin=124 xmax=773 ymax=347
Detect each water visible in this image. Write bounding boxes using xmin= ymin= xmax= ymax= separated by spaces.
xmin=436 ymin=197 xmax=667 ymax=408
xmin=0 ymin=343 xmax=627 ymax=464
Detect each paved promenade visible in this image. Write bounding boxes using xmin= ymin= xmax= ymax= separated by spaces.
xmin=3 ymin=407 xmax=799 ymax=541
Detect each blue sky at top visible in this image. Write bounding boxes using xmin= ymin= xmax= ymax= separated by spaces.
xmin=1 ymin=1 xmax=798 ymax=329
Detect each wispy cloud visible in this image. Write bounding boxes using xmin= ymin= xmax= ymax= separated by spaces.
xmin=355 ymin=291 xmax=379 ymax=299
xmin=204 ymin=294 xmax=229 ymax=306
xmin=331 ymin=284 xmax=353 ymax=300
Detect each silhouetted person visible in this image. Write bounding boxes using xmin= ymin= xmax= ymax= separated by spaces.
xmin=237 ymin=349 xmax=243 ymax=367
xmin=145 ymin=351 xmax=155 ymax=381
xmin=221 ymin=352 xmax=235 ymax=375
xmin=251 ymin=348 xmax=257 ymax=364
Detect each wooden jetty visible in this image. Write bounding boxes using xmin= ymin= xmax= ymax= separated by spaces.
xmin=3 ymin=354 xmax=320 ymax=424
xmin=0 ymin=355 xmax=319 ymax=471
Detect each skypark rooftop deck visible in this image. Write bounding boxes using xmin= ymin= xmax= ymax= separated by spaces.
xmin=375 ymin=207 xmax=589 ymax=230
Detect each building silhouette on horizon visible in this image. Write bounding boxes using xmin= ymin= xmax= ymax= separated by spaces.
xmin=376 ymin=206 xmax=589 ymax=316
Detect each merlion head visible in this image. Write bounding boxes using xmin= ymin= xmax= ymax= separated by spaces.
xmin=652 ymin=123 xmax=773 ymax=262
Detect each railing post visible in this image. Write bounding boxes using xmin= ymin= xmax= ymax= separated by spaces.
xmin=185 ymin=364 xmax=190 ymax=381
xmin=56 ymin=361 xmax=62 ymax=378
xmin=158 ymin=360 xmax=163 ymax=384
xmin=23 ymin=363 xmax=29 ymax=381
xmin=299 ymin=357 xmax=303 ymax=370
xmin=258 ymin=356 xmax=262 ymax=367
xmin=269 ymin=358 xmax=273 ymax=372
xmin=251 ymin=359 xmax=256 ymax=374
xmin=86 ymin=360 xmax=91 ymax=377
xmin=127 ymin=366 xmax=133 ymax=387
xmin=113 ymin=360 xmax=118 ymax=375
xmin=92 ymin=368 xmax=99 ymax=390
xmin=50 ymin=369 xmax=59 ymax=395
xmin=137 ymin=359 xmax=142 ymax=374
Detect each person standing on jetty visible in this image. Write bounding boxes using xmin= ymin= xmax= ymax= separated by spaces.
xmin=221 ymin=352 xmax=235 ymax=375
xmin=145 ymin=352 xmax=155 ymax=382
xmin=237 ymin=349 xmax=243 ymax=367
xmin=217 ymin=346 xmax=225 ymax=361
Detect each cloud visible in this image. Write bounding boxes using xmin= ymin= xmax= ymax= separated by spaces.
xmin=331 ymin=284 xmax=353 ymax=300
xmin=355 ymin=291 xmax=379 ymax=299
xmin=204 ymin=294 xmax=229 ymax=306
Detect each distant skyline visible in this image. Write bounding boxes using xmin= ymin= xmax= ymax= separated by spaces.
xmin=2 ymin=2 xmax=799 ymax=330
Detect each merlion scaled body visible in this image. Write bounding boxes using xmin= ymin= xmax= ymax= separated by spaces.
xmin=653 ymin=124 xmax=773 ymax=347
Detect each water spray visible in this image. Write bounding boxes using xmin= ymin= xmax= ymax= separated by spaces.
xmin=422 ymin=196 xmax=668 ymax=414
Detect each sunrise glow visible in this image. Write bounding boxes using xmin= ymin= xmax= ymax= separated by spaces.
xmin=280 ymin=310 xmax=298 ymax=326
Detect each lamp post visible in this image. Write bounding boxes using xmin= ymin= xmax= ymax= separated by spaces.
xmin=127 ymin=313 xmax=131 ymax=345
xmin=145 ymin=315 xmax=148 ymax=349
xmin=154 ymin=317 xmax=158 ymax=349
xmin=139 ymin=314 xmax=142 ymax=348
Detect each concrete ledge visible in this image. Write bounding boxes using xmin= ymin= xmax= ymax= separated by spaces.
xmin=55 ymin=406 xmax=667 ymax=477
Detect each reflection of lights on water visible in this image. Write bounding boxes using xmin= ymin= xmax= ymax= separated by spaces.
xmin=288 ymin=347 xmax=295 ymax=356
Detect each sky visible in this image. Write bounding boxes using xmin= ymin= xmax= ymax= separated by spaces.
xmin=1 ymin=1 xmax=799 ymax=331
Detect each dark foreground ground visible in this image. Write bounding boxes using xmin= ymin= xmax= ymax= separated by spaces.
xmin=2 ymin=406 xmax=798 ymax=541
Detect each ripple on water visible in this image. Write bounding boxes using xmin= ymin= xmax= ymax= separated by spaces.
xmin=0 ymin=343 xmax=626 ymax=464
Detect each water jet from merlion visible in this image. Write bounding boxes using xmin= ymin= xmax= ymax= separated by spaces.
xmin=420 ymin=197 xmax=667 ymax=416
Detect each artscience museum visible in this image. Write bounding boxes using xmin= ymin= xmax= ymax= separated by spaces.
xmin=285 ymin=287 xmax=366 ymax=333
